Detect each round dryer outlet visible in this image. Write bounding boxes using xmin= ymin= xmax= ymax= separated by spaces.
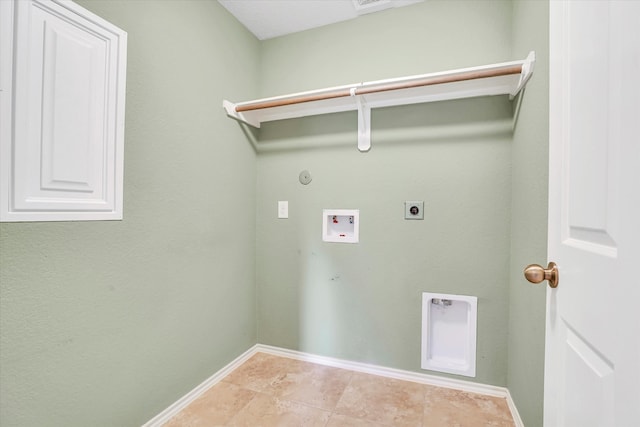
xmin=404 ymin=201 xmax=424 ymax=220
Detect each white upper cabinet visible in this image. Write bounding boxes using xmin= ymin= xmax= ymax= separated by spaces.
xmin=0 ymin=0 xmax=127 ymax=222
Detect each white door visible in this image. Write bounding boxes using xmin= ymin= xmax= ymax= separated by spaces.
xmin=544 ymin=1 xmax=640 ymax=426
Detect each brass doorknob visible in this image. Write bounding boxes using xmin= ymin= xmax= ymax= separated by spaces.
xmin=524 ymin=262 xmax=559 ymax=288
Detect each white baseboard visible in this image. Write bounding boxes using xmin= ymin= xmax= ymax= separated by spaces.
xmin=142 ymin=344 xmax=524 ymax=427
xmin=505 ymin=388 xmax=526 ymax=427
xmin=141 ymin=345 xmax=259 ymax=427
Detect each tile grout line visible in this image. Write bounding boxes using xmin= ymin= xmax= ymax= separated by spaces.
xmin=224 ymin=352 xmax=340 ymax=425
xmin=327 ymin=367 xmax=356 ymax=426
xmin=270 ymin=358 xmax=351 ymax=422
xmin=222 ymin=385 xmax=260 ymax=427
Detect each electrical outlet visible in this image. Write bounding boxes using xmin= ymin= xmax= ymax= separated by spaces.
xmin=404 ymin=201 xmax=424 ymax=220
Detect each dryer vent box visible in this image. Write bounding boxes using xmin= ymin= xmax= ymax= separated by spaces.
xmin=322 ymin=209 xmax=359 ymax=243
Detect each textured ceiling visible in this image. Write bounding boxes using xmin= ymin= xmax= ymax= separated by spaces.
xmin=218 ymin=0 xmax=424 ymax=40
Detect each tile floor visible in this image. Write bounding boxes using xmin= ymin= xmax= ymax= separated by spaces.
xmin=164 ymin=352 xmax=515 ymax=427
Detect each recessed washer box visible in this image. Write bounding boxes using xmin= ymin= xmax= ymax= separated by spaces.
xmin=322 ymin=209 xmax=359 ymax=243
xmin=421 ymin=292 xmax=477 ymax=377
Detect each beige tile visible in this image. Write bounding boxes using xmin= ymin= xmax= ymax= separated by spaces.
xmin=224 ymin=353 xmax=353 ymax=411
xmin=326 ymin=413 xmax=389 ymax=427
xmin=266 ymin=361 xmax=353 ymax=411
xmin=227 ymin=392 xmax=332 ymax=427
xmin=423 ymin=386 xmax=515 ymax=427
xmin=222 ymin=352 xmax=292 ymax=392
xmin=163 ymin=381 xmax=255 ymax=427
xmin=166 ymin=354 xmax=517 ymax=427
xmin=335 ymin=372 xmax=426 ymax=426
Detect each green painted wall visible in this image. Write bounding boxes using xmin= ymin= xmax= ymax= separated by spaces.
xmin=1 ymin=0 xmax=549 ymax=425
xmin=508 ymin=1 xmax=549 ymax=426
xmin=255 ymin=0 xmax=517 ymax=386
xmin=0 ymin=1 xmax=259 ymax=426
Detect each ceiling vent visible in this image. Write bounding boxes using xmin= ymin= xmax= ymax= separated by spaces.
xmin=352 ymin=0 xmax=393 ymax=15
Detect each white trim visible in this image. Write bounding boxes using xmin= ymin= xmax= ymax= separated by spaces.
xmin=141 ymin=345 xmax=259 ymax=427
xmin=142 ymin=344 xmax=524 ymax=426
xmin=257 ymin=344 xmax=503 ymax=396
xmin=505 ymin=388 xmax=526 ymax=427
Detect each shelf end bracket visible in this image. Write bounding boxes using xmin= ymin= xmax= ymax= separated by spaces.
xmin=223 ymin=100 xmax=261 ymax=128
xmin=510 ymin=51 xmax=536 ymax=99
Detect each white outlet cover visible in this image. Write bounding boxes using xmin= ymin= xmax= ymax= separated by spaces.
xmin=404 ymin=201 xmax=424 ymax=220
xmin=278 ymin=201 xmax=288 ymax=218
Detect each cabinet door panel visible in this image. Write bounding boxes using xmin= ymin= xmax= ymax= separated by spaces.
xmin=1 ymin=0 xmax=127 ymax=221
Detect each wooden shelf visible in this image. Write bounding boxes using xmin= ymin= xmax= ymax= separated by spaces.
xmin=223 ymin=51 xmax=535 ymax=151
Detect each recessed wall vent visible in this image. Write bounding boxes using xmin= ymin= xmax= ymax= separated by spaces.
xmin=352 ymin=0 xmax=393 ymax=15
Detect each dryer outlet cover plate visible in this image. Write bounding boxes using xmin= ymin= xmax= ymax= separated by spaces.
xmin=405 ymin=201 xmax=424 ymax=220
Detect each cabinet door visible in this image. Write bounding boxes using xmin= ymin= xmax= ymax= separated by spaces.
xmin=0 ymin=0 xmax=127 ymax=221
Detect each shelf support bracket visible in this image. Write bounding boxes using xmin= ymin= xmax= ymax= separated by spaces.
xmin=354 ymin=93 xmax=371 ymax=152
xmin=223 ymin=100 xmax=261 ymax=128
xmin=510 ymin=51 xmax=536 ymax=100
